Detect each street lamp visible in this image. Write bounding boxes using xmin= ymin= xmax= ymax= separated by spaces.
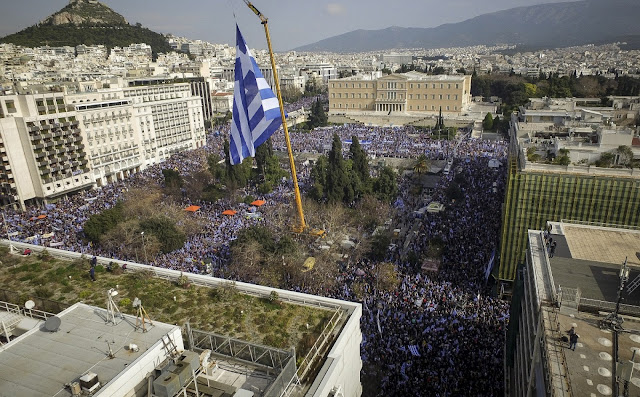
xmin=140 ymin=231 xmax=148 ymax=263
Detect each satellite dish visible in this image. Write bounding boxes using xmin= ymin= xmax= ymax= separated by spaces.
xmin=110 ymin=289 xmax=118 ymax=297
xmin=44 ymin=316 xmax=61 ymax=332
xmin=25 ymin=300 xmax=35 ymax=310
xmin=132 ymin=298 xmax=141 ymax=307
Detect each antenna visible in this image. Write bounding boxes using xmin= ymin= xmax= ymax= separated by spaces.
xmin=133 ymin=297 xmax=153 ymax=332
xmin=24 ymin=300 xmax=35 ymax=310
xmin=105 ymin=288 xmax=122 ymax=325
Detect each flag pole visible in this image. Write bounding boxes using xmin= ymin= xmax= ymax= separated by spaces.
xmin=243 ymin=0 xmax=306 ymax=232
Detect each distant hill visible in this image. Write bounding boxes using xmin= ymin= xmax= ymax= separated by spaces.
xmin=0 ymin=0 xmax=172 ymax=56
xmin=293 ymin=0 xmax=640 ymax=52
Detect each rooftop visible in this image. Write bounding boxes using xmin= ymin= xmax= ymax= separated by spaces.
xmin=0 ymin=302 xmax=179 ymax=397
xmin=527 ymin=223 xmax=640 ymax=396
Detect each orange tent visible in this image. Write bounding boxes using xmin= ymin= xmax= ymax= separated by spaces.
xmin=184 ymin=205 xmax=201 ymax=212
xmin=250 ymin=199 xmax=266 ymax=207
xmin=222 ymin=210 xmax=237 ymax=216
xmin=37 ymin=214 xmax=47 ymax=219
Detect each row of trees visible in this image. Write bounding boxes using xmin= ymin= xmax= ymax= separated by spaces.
xmin=472 ymin=73 xmax=640 ymax=116
xmin=309 ymin=134 xmax=398 ymax=205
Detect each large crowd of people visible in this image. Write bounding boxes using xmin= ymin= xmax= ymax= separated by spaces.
xmin=1 ymin=117 xmax=510 ymax=396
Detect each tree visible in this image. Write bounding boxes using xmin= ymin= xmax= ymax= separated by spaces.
xmin=207 ymin=154 xmax=225 ymax=182
xmin=482 ymin=112 xmax=494 ymax=130
xmin=83 ymin=202 xmax=124 ymax=243
xmin=326 ymin=134 xmax=349 ymax=204
xmin=350 ymin=136 xmax=370 ymax=192
xmin=373 ymin=166 xmax=398 ymax=203
xmin=309 ymin=155 xmax=328 ymax=201
xmin=162 ymin=168 xmax=183 ymax=190
xmin=140 ymin=216 xmax=186 ymax=253
xmin=307 ymin=99 xmax=328 ymax=130
xmin=553 ymin=148 xmax=571 ymax=166
xmin=413 ymin=154 xmax=431 ymax=174
xmin=617 ymin=145 xmax=634 ymax=167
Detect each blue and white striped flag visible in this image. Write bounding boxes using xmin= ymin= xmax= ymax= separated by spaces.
xmin=230 ymin=25 xmax=283 ymax=165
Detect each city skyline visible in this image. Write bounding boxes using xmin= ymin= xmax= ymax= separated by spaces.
xmin=0 ymin=0 xmax=578 ymax=51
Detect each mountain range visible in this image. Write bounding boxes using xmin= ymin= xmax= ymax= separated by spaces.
xmin=0 ymin=0 xmax=172 ymax=56
xmin=294 ymin=0 xmax=640 ymax=52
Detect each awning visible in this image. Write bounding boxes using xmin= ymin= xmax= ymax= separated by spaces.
xmin=184 ymin=205 xmax=201 ymax=212
xmin=222 ymin=210 xmax=237 ymax=216
xmin=250 ymin=200 xmax=266 ymax=207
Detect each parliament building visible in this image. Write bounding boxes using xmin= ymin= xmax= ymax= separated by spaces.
xmin=328 ymin=72 xmax=472 ymax=115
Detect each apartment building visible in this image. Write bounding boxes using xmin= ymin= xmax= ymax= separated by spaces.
xmin=328 ymin=72 xmax=472 ymax=115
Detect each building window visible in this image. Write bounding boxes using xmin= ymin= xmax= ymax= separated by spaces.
xmin=358 ymin=83 xmax=361 ymax=88
xmin=432 ymin=95 xmax=435 ymax=99
xmin=410 ymin=84 xmax=413 ymax=88
xmin=446 ymin=106 xmax=450 ymax=110
xmin=448 ymin=84 xmax=451 ymax=89
xmin=409 ymin=94 xmax=413 ymax=99
xmin=417 ymin=84 xmax=421 ymax=89
xmin=332 ymin=93 xmax=335 ymax=98
xmin=455 ymin=84 xmax=459 ymax=89
xmin=432 ymin=84 xmax=436 ymax=89
xmin=455 ymin=95 xmax=458 ymax=100
xmin=331 ymin=83 xmax=334 ymax=88
xmin=447 ymin=94 xmax=450 ymax=100
xmin=439 ymin=95 xmax=443 ymax=100
xmin=410 ymin=106 xmax=413 ymax=110
xmin=432 ymin=106 xmax=435 ymax=110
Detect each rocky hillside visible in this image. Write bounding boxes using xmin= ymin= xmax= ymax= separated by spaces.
xmin=0 ymin=0 xmax=171 ymax=56
xmin=42 ymin=0 xmax=128 ymax=26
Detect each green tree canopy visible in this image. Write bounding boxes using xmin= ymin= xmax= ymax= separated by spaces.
xmin=373 ymin=166 xmax=398 ymax=203
xmin=482 ymin=112 xmax=494 ymax=130
xmin=350 ymin=136 xmax=370 ymax=191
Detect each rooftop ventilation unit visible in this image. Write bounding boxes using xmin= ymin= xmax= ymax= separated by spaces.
xmin=79 ymin=372 xmax=100 ymax=393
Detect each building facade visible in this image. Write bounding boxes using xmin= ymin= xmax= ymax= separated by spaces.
xmin=0 ymin=78 xmax=206 ymax=208
xmin=498 ymin=110 xmax=640 ymax=282
xmin=328 ymin=72 xmax=472 ymax=115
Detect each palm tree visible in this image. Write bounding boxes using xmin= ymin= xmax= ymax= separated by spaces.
xmin=413 ymin=154 xmax=431 ymax=175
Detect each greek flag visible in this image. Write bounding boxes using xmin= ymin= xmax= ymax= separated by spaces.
xmin=230 ymin=25 xmax=283 ymax=165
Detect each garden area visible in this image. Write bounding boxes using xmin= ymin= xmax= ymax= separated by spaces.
xmin=0 ymin=246 xmax=336 ymax=361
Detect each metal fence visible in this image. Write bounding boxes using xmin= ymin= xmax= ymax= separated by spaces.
xmin=0 ymin=288 xmax=68 ymax=315
xmin=188 ymin=327 xmax=297 ymax=397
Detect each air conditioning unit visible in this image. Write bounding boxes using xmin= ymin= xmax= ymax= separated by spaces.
xmin=153 ymin=372 xmax=181 ymax=397
xmin=79 ymin=372 xmax=100 ymax=393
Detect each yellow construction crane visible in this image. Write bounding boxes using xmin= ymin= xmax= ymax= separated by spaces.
xmin=242 ymin=0 xmax=325 ymax=238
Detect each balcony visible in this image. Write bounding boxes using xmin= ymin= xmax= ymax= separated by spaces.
xmin=29 ymin=125 xmax=41 ymax=132
xmin=30 ymin=134 xmax=42 ymax=141
xmin=35 ymin=143 xmax=44 ymax=150
xmin=37 ymin=160 xmax=48 ymax=167
xmin=35 ymin=152 xmax=46 ymax=159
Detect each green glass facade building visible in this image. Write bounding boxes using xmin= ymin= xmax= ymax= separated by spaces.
xmin=498 ymin=158 xmax=640 ymax=281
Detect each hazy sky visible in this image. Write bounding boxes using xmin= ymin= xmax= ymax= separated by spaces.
xmin=0 ymin=0 xmax=578 ymax=51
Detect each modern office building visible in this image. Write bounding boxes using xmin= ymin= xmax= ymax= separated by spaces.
xmin=328 ymin=72 xmax=472 ymax=115
xmin=505 ymin=221 xmax=640 ymax=397
xmin=498 ymin=103 xmax=640 ymax=283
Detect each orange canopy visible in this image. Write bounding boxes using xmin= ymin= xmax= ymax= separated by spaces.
xmin=250 ymin=200 xmax=266 ymax=207
xmin=222 ymin=210 xmax=237 ymax=216
xmin=184 ymin=205 xmax=201 ymax=212
xmin=37 ymin=214 xmax=47 ymax=219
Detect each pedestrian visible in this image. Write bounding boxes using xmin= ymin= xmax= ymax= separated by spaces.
xmin=569 ymin=332 xmax=579 ymax=350
xmin=89 ymin=266 xmax=96 ymax=282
